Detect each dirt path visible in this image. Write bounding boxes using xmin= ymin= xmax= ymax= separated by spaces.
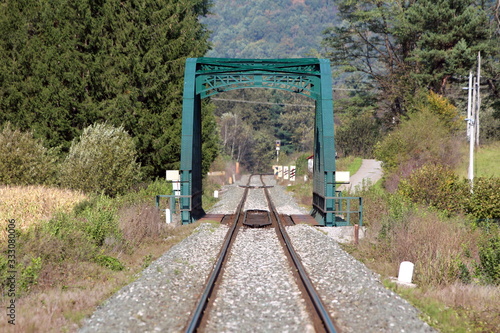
xmin=338 ymin=159 xmax=383 ymax=193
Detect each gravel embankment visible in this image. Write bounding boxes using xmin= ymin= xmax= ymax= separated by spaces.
xmin=80 ymin=175 xmax=434 ymax=332
xmin=79 ymin=223 xmax=228 ymax=332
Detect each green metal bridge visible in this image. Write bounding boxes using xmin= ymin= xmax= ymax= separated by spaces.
xmin=175 ymin=57 xmax=362 ymax=226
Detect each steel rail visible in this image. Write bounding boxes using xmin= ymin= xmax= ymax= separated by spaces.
xmin=261 ymin=175 xmax=339 ymax=333
xmin=184 ymin=175 xmax=254 ymax=333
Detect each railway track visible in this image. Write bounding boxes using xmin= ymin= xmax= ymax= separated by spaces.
xmin=79 ymin=173 xmax=435 ymax=333
xmin=185 ymin=175 xmax=339 ymax=333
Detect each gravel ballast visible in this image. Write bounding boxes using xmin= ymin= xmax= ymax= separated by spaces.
xmin=79 ymin=223 xmax=228 ymax=332
xmin=205 ymin=228 xmax=314 ymax=333
xmin=80 ymin=175 xmax=435 ymax=332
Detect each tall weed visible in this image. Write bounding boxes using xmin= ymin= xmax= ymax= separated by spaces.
xmin=476 ymin=222 xmax=500 ymax=285
xmin=360 ymin=189 xmax=481 ymax=286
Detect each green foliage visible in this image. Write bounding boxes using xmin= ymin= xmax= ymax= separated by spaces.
xmin=134 ymin=179 xmax=172 ymax=202
xmin=464 ymin=178 xmax=500 ymax=220
xmin=0 ymin=254 xmax=10 ymax=292
xmin=19 ymin=257 xmax=42 ymax=292
xmin=0 ymin=0 xmax=213 ymax=179
xmin=214 ymin=89 xmax=315 ymax=170
xmin=375 ymin=107 xmax=460 ymax=174
xmin=94 ymin=254 xmax=124 ymax=271
xmin=336 ymin=113 xmax=380 ymax=157
xmin=201 ymin=102 xmax=220 ymax=176
xmin=61 ymin=123 xmax=141 ymax=197
xmin=78 ymin=196 xmax=120 ymax=247
xmin=398 ymin=164 xmax=469 ymax=215
xmin=294 ymin=154 xmax=309 ymax=176
xmin=43 ymin=195 xmax=120 ymax=249
xmin=0 ymin=123 xmax=58 ymax=185
xmin=421 ymin=91 xmax=464 ymax=133
xmin=322 ymin=0 xmax=496 ymax=119
xmin=481 ymin=107 xmax=500 ymax=143
xmin=398 ymin=165 xmax=499 ymax=220
xmin=246 ymin=130 xmax=276 ymax=173
xmin=398 ymin=0 xmax=492 ymax=92
xmin=477 ymin=230 xmax=500 ymax=285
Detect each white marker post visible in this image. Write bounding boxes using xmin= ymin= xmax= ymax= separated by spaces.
xmin=289 ymin=166 xmax=296 ymax=181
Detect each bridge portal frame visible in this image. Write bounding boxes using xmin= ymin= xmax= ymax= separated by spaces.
xmin=179 ymin=57 xmax=340 ymax=226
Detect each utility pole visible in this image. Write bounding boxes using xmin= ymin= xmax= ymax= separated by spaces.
xmin=275 ymin=140 xmax=281 ymax=163
xmin=465 ymin=52 xmax=481 ymax=188
xmin=466 ymin=72 xmax=472 ymax=141
xmin=476 ymin=52 xmax=481 ymax=146
xmin=468 ymin=76 xmax=475 ymax=184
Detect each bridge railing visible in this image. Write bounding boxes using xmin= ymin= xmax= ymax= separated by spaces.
xmin=155 ymin=194 xmax=193 ymax=224
xmin=313 ymin=193 xmax=363 ymax=226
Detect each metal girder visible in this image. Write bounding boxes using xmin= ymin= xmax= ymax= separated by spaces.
xmin=199 ymin=74 xmax=316 ymax=98
xmin=179 ymin=57 xmax=339 ymax=226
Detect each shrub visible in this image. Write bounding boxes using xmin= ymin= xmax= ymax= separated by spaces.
xmin=94 ymin=254 xmax=124 ymax=271
xmin=477 ymin=229 xmax=500 ymax=285
xmin=375 ymin=109 xmax=461 ymax=174
xmin=0 ymin=122 xmax=58 ymax=185
xmin=361 ymin=192 xmax=480 ymax=286
xmin=398 ymin=163 xmax=469 ymax=215
xmin=424 ymin=91 xmax=463 ymax=133
xmin=375 ymin=92 xmax=463 ymax=191
xmin=70 ymin=194 xmax=121 ymax=247
xmin=19 ymin=257 xmax=43 ymax=292
xmin=119 ymin=203 xmax=164 ymax=246
xmin=464 ymin=177 xmax=500 ymax=220
xmin=61 ymin=123 xmax=141 ymax=196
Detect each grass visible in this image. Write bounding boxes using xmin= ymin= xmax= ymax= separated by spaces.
xmin=0 ymin=185 xmax=87 ymax=242
xmin=383 ymin=280 xmax=474 ymax=333
xmin=0 ymin=182 xmax=201 ymax=332
xmin=475 ymin=142 xmax=500 ymax=178
xmin=336 ymin=156 xmax=363 ymax=175
xmin=457 ymin=141 xmax=500 ymax=178
xmin=349 ymin=182 xmax=500 ymax=333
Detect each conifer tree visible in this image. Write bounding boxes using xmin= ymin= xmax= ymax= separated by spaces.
xmin=0 ymin=0 xmax=216 ymax=179
xmin=322 ymin=0 xmax=494 ymax=117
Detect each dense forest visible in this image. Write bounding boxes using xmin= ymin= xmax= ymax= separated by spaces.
xmin=1 ymin=0 xmax=499 ymax=177
xmin=200 ymin=0 xmax=338 ymax=58
xmin=0 ymin=0 xmax=218 ymax=180
xmin=202 ymin=0 xmax=500 ymax=170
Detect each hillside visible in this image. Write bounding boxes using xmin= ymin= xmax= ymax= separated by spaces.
xmin=200 ymin=0 xmax=338 ymax=58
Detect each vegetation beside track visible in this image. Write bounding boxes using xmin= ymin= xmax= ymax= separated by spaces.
xmin=285 ymin=148 xmax=500 ymax=332
xmin=0 ymin=181 xmax=201 ymax=332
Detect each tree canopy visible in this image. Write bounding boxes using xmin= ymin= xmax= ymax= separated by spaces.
xmin=322 ymin=0 xmax=497 ymax=120
xmin=0 ymin=0 xmax=217 ymax=178
xmin=200 ymin=0 xmax=338 ymax=58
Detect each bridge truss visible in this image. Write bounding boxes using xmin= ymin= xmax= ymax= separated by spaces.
xmin=178 ymin=57 xmax=355 ymax=226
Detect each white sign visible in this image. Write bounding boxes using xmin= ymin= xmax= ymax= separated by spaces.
xmin=336 ymin=171 xmax=350 ymax=183
xmin=166 ymin=170 xmax=181 ymax=195
xmin=277 ymin=165 xmax=283 ymax=178
xmin=289 ymin=165 xmax=296 ymax=181
xmin=283 ymin=166 xmax=289 ymax=180
xmin=166 ymin=170 xmax=180 ymax=181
